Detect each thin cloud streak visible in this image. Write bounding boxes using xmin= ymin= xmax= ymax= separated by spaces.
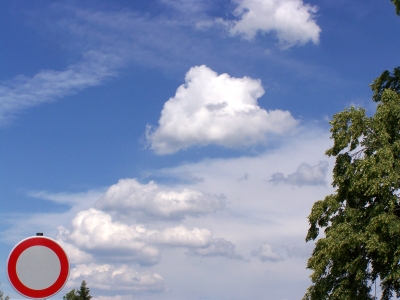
xmin=0 ymin=51 xmax=121 ymax=125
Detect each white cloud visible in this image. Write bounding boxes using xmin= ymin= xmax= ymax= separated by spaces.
xmin=58 ymin=208 xmax=241 ymax=265
xmin=94 ymin=296 xmax=133 ymax=300
xmin=229 ymin=0 xmax=321 ymax=48
xmin=146 ymin=65 xmax=298 ymax=154
xmin=56 ymin=239 xmax=94 ymax=264
xmin=148 ymin=225 xmax=213 ymax=248
xmin=5 ymin=127 xmax=333 ymax=299
xmin=95 ymin=178 xmax=226 ymax=220
xmin=0 ymin=4 xmax=323 ymax=125
xmin=251 ymin=242 xmax=313 ymax=262
xmin=151 ymin=128 xmax=333 ymax=250
xmin=270 ymin=161 xmax=329 ymax=186
xmin=0 ymin=190 xmax=103 ymax=245
xmin=29 ymin=189 xmax=105 ymax=206
xmin=186 ymin=238 xmax=243 ymax=260
xmin=57 ymin=209 xmax=161 ymax=265
xmin=283 ymin=243 xmax=313 ymax=258
xmin=251 ymin=242 xmax=284 ymax=262
xmin=68 ymin=263 xmax=165 ymax=293
xmin=149 ymin=226 xmax=242 ymax=259
xmin=160 ymin=0 xmax=210 ymax=15
xmin=0 ymin=51 xmax=120 ymax=125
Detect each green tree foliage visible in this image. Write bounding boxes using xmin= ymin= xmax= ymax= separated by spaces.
xmin=63 ymin=289 xmax=79 ymax=300
xmin=63 ymin=281 xmax=92 ymax=300
xmin=391 ymin=0 xmax=400 ymax=15
xmin=304 ymin=2 xmax=400 ymax=298
xmin=371 ymin=67 xmax=400 ymax=102
xmin=77 ymin=280 xmax=92 ymax=300
xmin=304 ymin=87 xmax=400 ymax=300
xmin=0 ymin=283 xmax=10 ymax=300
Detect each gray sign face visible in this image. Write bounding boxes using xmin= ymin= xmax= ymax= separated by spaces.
xmin=16 ymin=246 xmax=61 ymax=290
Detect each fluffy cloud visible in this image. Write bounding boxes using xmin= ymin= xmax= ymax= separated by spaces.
xmin=229 ymin=0 xmax=321 ymax=48
xmin=251 ymin=243 xmax=284 ymax=262
xmin=270 ymin=161 xmax=329 ymax=186
xmin=56 ymin=239 xmax=94 ymax=264
xmin=9 ymin=128 xmax=332 ymax=299
xmin=68 ymin=263 xmax=165 ymax=292
xmin=146 ymin=65 xmax=298 ymax=154
xmin=58 ymin=208 xmax=241 ymax=265
xmin=95 ymin=178 xmax=225 ymax=220
xmin=57 ymin=209 xmax=161 ymax=265
xmin=152 ymin=226 xmax=242 ymax=259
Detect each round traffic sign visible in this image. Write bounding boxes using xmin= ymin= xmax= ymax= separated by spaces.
xmin=7 ymin=236 xmax=70 ymax=299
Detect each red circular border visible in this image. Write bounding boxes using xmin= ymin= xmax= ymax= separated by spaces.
xmin=7 ymin=236 xmax=69 ymax=299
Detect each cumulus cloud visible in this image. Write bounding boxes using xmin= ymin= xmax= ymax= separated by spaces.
xmin=58 ymin=208 xmax=241 ymax=265
xmin=95 ymin=178 xmax=225 ymax=221
xmin=68 ymin=263 xmax=165 ymax=292
xmin=251 ymin=243 xmax=284 ymax=262
xmin=56 ymin=239 xmax=94 ymax=264
xmin=57 ymin=209 xmax=161 ymax=265
xmin=12 ymin=129 xmax=331 ymax=299
xmin=270 ymin=161 xmax=328 ymax=186
xmin=229 ymin=0 xmax=321 ymax=48
xmin=152 ymin=226 xmax=242 ymax=259
xmin=146 ymin=65 xmax=298 ymax=154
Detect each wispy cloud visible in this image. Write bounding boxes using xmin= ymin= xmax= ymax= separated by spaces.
xmin=0 ymin=2 xmax=329 ymax=125
xmin=0 ymin=51 xmax=120 ymax=125
xmin=0 ymin=6 xmax=199 ymax=124
xmin=28 ymin=188 xmax=105 ymax=206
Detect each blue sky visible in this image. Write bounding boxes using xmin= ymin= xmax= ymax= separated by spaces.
xmin=0 ymin=0 xmax=399 ymax=299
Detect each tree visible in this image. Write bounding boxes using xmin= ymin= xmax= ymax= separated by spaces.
xmin=77 ymin=280 xmax=92 ymax=300
xmin=391 ymin=0 xmax=400 ymax=15
xmin=303 ymin=85 xmax=400 ymax=299
xmin=63 ymin=289 xmax=79 ymax=300
xmin=0 ymin=283 xmax=9 ymax=300
xmin=304 ymin=1 xmax=400 ymax=297
xmin=371 ymin=67 xmax=400 ymax=102
xmin=63 ymin=281 xmax=92 ymax=300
